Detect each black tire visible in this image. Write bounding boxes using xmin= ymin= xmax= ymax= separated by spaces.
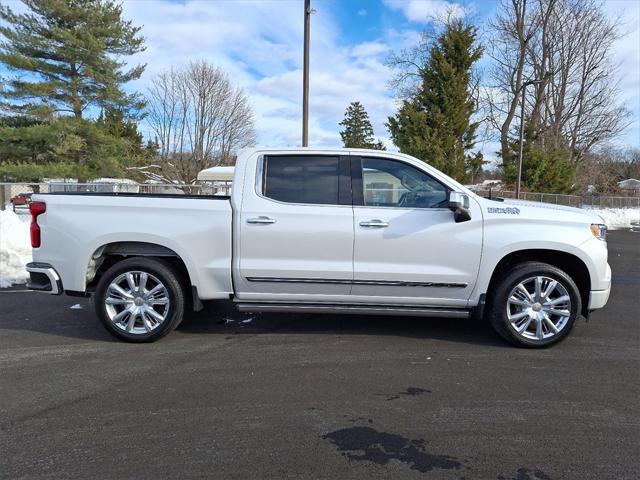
xmin=94 ymin=257 xmax=185 ymax=342
xmin=486 ymin=262 xmax=581 ymax=348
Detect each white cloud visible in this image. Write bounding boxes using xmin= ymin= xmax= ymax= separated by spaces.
xmin=605 ymin=0 xmax=640 ymax=147
xmin=357 ymin=9 xmax=367 ymax=16
xmin=120 ymin=0 xmax=395 ymax=149
xmin=384 ymin=28 xmax=423 ymax=49
xmin=350 ymin=41 xmax=389 ymax=58
xmin=383 ymin=0 xmax=469 ymax=23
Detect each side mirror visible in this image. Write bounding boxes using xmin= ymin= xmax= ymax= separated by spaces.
xmin=448 ymin=191 xmax=471 ymax=223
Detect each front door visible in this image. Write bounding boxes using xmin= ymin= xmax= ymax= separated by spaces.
xmin=234 ymin=153 xmax=354 ymax=302
xmin=350 ymin=156 xmax=483 ymax=307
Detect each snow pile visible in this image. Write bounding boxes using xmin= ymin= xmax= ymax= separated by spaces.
xmin=585 ymin=207 xmax=640 ymax=230
xmin=0 ymin=209 xmax=32 ymax=288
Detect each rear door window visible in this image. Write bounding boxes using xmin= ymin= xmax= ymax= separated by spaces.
xmin=262 ymin=155 xmax=341 ymax=205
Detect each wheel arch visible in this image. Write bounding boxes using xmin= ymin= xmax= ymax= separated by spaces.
xmin=486 ymin=249 xmax=591 ymax=317
xmin=85 ymin=241 xmax=201 ymax=310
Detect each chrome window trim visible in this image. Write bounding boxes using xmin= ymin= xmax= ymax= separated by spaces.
xmin=353 ymin=205 xmax=450 ymax=212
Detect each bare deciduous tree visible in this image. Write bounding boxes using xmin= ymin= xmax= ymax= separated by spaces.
xmin=485 ymin=0 xmax=630 ymax=165
xmin=386 ymin=29 xmax=432 ymax=100
xmin=575 ymin=147 xmax=640 ymax=194
xmin=145 ymin=61 xmax=256 ymax=184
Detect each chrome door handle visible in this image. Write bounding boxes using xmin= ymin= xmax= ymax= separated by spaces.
xmin=246 ymin=216 xmax=276 ymax=224
xmin=359 ymin=219 xmax=389 ymax=228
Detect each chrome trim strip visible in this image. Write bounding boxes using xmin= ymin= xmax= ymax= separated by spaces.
xmin=236 ymin=302 xmax=470 ymax=318
xmin=26 ymin=263 xmax=62 ymax=295
xmin=247 ymin=277 xmax=352 ymax=285
xmin=245 ymin=277 xmax=468 ymax=288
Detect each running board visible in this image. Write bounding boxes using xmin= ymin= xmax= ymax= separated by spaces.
xmin=235 ymin=302 xmax=470 ymax=318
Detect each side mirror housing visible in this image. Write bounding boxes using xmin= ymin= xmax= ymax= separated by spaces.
xmin=448 ymin=191 xmax=471 ymax=223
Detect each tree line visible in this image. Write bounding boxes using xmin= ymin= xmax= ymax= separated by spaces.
xmin=0 ymin=0 xmax=636 ymax=192
xmin=339 ymin=0 xmax=635 ymax=192
xmin=0 ymin=0 xmax=254 ymax=184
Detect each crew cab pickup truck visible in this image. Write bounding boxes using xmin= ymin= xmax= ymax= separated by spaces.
xmin=26 ymin=148 xmax=611 ymax=347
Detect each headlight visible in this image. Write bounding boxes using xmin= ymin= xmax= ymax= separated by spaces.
xmin=591 ymin=224 xmax=607 ymax=241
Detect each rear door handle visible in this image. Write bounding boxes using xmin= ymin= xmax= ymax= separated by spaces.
xmin=359 ymin=219 xmax=389 ymax=228
xmin=247 ymin=216 xmax=276 ymax=225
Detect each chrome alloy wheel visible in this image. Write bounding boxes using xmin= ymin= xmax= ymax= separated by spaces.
xmin=506 ymin=276 xmax=572 ymax=342
xmin=104 ymin=271 xmax=170 ymax=334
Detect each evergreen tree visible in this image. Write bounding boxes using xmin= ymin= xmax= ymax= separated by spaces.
xmin=0 ymin=116 xmax=139 ymax=178
xmin=0 ymin=0 xmax=146 ymax=119
xmin=96 ymin=107 xmax=145 ymax=157
xmin=502 ymin=125 xmax=577 ymax=193
xmin=387 ymin=19 xmax=482 ymax=182
xmin=339 ymin=101 xmax=385 ymax=150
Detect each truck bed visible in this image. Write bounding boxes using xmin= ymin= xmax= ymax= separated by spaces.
xmin=31 ymin=192 xmax=234 ymax=299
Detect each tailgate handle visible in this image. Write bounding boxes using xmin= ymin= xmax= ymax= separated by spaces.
xmin=247 ymin=216 xmax=276 ymax=225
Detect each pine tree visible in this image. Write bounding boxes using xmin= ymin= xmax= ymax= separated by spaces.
xmin=97 ymin=107 xmax=145 ymax=156
xmin=387 ymin=19 xmax=482 ymax=182
xmin=339 ymin=101 xmax=385 ymax=150
xmin=0 ymin=0 xmax=146 ymax=119
xmin=502 ymin=126 xmax=577 ymax=193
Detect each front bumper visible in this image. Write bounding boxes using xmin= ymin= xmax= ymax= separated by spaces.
xmin=26 ymin=262 xmax=62 ymax=295
xmin=588 ymin=262 xmax=611 ymax=310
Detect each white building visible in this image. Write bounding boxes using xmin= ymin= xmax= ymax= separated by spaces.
xmin=618 ymin=178 xmax=640 ymax=192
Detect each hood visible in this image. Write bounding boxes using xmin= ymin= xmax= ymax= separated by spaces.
xmin=478 ymin=197 xmax=603 ymax=225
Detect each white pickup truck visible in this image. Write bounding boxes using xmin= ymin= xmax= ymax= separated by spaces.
xmin=26 ymin=148 xmax=611 ymax=347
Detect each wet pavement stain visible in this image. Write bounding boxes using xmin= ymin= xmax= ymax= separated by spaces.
xmin=497 ymin=468 xmax=553 ymax=480
xmin=386 ymin=387 xmax=432 ymax=401
xmin=347 ymin=416 xmax=374 ymax=424
xmin=322 ymin=426 xmax=461 ymax=473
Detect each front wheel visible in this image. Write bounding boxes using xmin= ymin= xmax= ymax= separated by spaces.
xmin=94 ymin=257 xmax=185 ymax=342
xmin=487 ymin=262 xmax=582 ymax=348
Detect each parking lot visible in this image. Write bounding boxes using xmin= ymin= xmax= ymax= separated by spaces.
xmin=1 ymin=231 xmax=638 ymax=479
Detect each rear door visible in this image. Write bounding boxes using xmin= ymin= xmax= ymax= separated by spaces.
xmin=350 ymin=156 xmax=483 ymax=307
xmin=234 ymin=153 xmax=354 ymax=302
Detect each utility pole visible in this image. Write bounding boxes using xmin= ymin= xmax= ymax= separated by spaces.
xmin=515 ymin=84 xmax=526 ymax=200
xmin=302 ymin=0 xmax=310 ymax=147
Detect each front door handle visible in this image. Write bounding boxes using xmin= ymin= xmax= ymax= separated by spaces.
xmin=359 ymin=219 xmax=389 ymax=228
xmin=247 ymin=216 xmax=276 ymax=225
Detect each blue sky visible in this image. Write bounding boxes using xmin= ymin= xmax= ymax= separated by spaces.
xmin=3 ymin=0 xmax=640 ymax=163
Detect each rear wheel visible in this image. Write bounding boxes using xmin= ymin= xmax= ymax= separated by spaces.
xmin=487 ymin=262 xmax=581 ymax=348
xmin=94 ymin=257 xmax=185 ymax=342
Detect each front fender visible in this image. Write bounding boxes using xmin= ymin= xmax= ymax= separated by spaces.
xmin=469 ymin=218 xmax=606 ymax=305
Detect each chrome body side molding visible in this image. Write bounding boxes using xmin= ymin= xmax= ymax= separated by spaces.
xmin=246 ymin=277 xmax=468 ymax=288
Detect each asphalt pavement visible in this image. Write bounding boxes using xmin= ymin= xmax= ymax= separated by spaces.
xmin=1 ymin=231 xmax=638 ymax=479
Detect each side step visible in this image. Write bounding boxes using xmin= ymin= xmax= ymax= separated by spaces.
xmin=235 ymin=302 xmax=470 ymax=318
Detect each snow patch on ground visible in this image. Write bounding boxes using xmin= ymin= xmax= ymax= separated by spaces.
xmin=585 ymin=208 xmax=640 ymax=230
xmin=0 ymin=209 xmax=32 ymax=288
